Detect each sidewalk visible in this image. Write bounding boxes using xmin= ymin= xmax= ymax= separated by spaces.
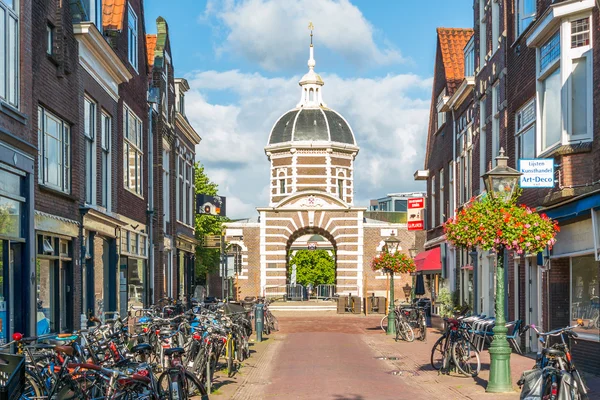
xmin=362 ymin=327 xmax=600 ymax=399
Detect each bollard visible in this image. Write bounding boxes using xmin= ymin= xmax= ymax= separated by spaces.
xmin=255 ymin=304 xmax=264 ymax=343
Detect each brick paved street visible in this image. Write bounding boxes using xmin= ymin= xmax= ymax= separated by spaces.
xmin=215 ymin=312 xmax=600 ymax=400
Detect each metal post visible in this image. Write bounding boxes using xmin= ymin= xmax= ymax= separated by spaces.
xmin=387 ymin=272 xmax=395 ymax=335
xmin=147 ymin=93 xmax=157 ymax=307
xmin=486 ymin=246 xmax=512 ymax=392
xmin=255 ymin=303 xmax=264 ymax=342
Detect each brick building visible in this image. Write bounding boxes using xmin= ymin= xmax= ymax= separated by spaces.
xmin=147 ymin=17 xmax=200 ymax=304
xmin=420 ymin=0 xmax=600 ymax=373
xmin=224 ymin=41 xmax=417 ymax=302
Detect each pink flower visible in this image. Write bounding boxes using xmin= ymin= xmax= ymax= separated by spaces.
xmin=535 ymin=235 xmax=540 ymax=240
xmin=525 ymin=224 xmax=531 ymax=228
xmin=527 ymin=209 xmax=533 ymax=214
xmin=512 ymin=240 xmax=518 ymax=245
xmin=526 ymin=242 xmax=531 ymax=247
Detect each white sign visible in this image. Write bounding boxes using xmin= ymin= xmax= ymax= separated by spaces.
xmin=519 ymin=159 xmax=555 ymax=188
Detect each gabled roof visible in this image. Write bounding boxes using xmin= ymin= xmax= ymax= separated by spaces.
xmin=146 ymin=34 xmax=157 ymax=68
xmin=436 ymin=28 xmax=473 ymax=93
xmin=102 ymin=0 xmax=126 ymax=31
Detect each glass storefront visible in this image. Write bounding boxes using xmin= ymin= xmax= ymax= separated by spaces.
xmin=127 ymin=258 xmax=145 ymax=309
xmin=571 ymin=255 xmax=600 ymax=341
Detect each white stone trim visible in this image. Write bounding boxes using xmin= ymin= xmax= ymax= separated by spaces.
xmin=264 ymin=234 xmax=290 ymax=239
xmin=237 ymin=276 xmax=249 ymax=280
xmin=264 ymin=250 xmax=287 ymax=255
xmin=337 ymin=250 xmax=360 ymax=255
xmin=336 ymin=260 xmax=359 ymax=264
xmin=318 ymin=211 xmax=326 ymax=228
xmin=336 ymin=267 xmax=359 ymax=271
xmin=297 ymin=211 xmax=305 ymax=228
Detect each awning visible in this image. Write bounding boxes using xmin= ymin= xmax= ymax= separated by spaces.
xmin=415 ymin=247 xmax=441 ymax=275
xmin=544 ymin=192 xmax=600 ymax=221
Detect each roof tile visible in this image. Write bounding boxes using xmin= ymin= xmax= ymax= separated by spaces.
xmin=146 ymin=34 xmax=157 ymax=68
xmin=436 ymin=28 xmax=473 ymax=93
xmin=103 ymin=0 xmax=126 ymax=31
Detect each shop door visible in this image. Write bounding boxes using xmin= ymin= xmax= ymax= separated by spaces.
xmin=119 ymin=263 xmax=128 ymax=318
xmin=0 ymin=241 xmax=9 ymax=344
xmin=526 ymin=258 xmax=541 ymax=352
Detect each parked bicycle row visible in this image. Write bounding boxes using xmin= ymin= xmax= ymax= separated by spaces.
xmin=0 ymin=296 xmax=280 ymax=399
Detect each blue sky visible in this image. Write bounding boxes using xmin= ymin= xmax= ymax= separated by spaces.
xmin=144 ymin=0 xmax=474 ymax=218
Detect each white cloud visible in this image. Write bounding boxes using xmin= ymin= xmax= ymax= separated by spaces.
xmin=185 ymin=70 xmax=430 ymax=219
xmin=203 ymin=0 xmax=405 ymax=71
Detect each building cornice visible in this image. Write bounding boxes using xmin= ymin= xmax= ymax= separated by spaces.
xmin=526 ymin=0 xmax=595 ymax=47
xmin=73 ymin=22 xmax=132 ymax=101
xmin=175 ymin=113 xmax=202 ymax=145
xmin=442 ymin=77 xmax=475 ymax=111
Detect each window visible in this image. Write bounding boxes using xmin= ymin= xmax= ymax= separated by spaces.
xmin=0 ymin=0 xmax=18 ymax=107
xmin=178 ymin=93 xmax=185 ymax=116
xmin=279 ymin=172 xmax=286 ymax=194
xmin=571 ymin=17 xmax=590 ymax=48
xmin=448 ymin=161 xmax=454 ymax=217
xmin=394 ymin=199 xmax=407 ymax=212
xmin=517 ymin=0 xmax=536 ymax=37
xmin=337 ymin=176 xmax=344 ymax=200
xmin=479 ymin=98 xmax=487 ymax=190
xmin=85 ymin=0 xmax=103 ymax=31
xmin=570 ymin=255 xmax=599 ymax=341
xmin=38 ymin=107 xmax=71 ymax=193
xmin=176 ymin=153 xmax=193 ymax=224
xmin=491 ymin=83 xmax=499 ymax=163
xmin=430 ymin=175 xmax=436 ymax=228
xmin=186 ymin=163 xmax=192 ymax=225
xmin=491 ymin=0 xmax=499 ymax=54
xmin=163 ymin=60 xmax=169 ymax=122
xmin=127 ymin=4 xmax=138 ymax=70
xmin=540 ymin=31 xmax=560 ymax=72
xmin=101 ymin=112 xmax=111 ymax=209
xmin=84 ymin=98 xmax=96 ymax=204
xmin=163 ymin=149 xmax=170 ymax=231
xmin=464 ymin=37 xmax=475 ymax=77
xmin=459 ymin=129 xmax=473 ymax=203
xmin=436 ymin=90 xmax=446 ymax=130
xmin=182 ymin=158 xmax=187 ymax=224
xmin=176 ymin=155 xmax=181 ymax=221
xmin=124 ymin=105 xmax=143 ymax=196
xmin=479 ymin=0 xmax=487 ymax=68
xmin=540 ymin=67 xmax=561 ymax=152
xmin=439 ymin=169 xmax=444 ymax=223
xmin=515 ymin=99 xmax=535 ymax=161
xmin=189 ymin=164 xmax=194 ymax=226
xmin=46 ymin=24 xmax=53 ymax=55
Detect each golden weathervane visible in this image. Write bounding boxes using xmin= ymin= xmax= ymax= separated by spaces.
xmin=308 ymin=22 xmax=314 ymax=45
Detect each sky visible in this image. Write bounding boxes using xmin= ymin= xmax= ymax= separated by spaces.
xmin=145 ymin=0 xmax=474 ymax=219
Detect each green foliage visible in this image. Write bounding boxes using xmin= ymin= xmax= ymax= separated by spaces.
xmin=437 ymin=287 xmax=455 ymax=318
xmin=370 ymin=252 xmax=415 ymax=274
xmin=288 ymin=250 xmax=335 ymax=286
xmin=194 ymin=162 xmax=228 ymax=283
xmin=444 ymin=190 xmax=559 ymax=254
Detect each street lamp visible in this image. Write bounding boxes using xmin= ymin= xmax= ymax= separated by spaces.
xmin=482 ymin=148 xmax=522 ymax=393
xmin=385 ymin=232 xmax=401 ymax=336
xmin=408 ymin=247 xmax=418 ymax=259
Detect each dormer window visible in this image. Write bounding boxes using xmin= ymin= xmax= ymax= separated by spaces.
xmin=178 ymin=93 xmax=185 ymax=116
xmin=127 ymin=4 xmax=138 ymax=71
xmin=86 ymin=0 xmax=103 ymax=32
xmin=464 ymin=36 xmax=475 ymax=77
xmin=436 ymin=89 xmax=446 ymax=130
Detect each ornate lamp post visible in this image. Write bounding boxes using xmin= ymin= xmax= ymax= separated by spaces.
xmin=482 ymin=148 xmax=522 ymax=393
xmin=385 ymin=232 xmax=401 ymax=336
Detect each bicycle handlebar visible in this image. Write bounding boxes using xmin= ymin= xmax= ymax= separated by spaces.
xmin=530 ymin=324 xmax=581 ymax=337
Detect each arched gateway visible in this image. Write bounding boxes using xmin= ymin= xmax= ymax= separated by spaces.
xmin=223 ymin=38 xmax=417 ymax=302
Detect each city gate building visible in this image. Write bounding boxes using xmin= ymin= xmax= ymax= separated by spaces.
xmin=224 ymin=42 xmax=418 ymax=301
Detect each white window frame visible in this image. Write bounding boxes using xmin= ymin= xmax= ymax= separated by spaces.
xmin=127 ymin=3 xmax=138 ymax=71
xmin=431 ymin=175 xmax=436 ymax=228
xmin=535 ymin=13 xmax=593 ymax=157
xmin=163 ymin=148 xmax=170 ymax=231
xmin=84 ymin=97 xmax=96 ymax=205
xmin=163 ymin=54 xmax=170 ymax=123
xmin=515 ymin=99 xmax=536 ymax=162
xmin=189 ymin=163 xmax=195 ymax=226
xmin=491 ymin=83 xmax=500 ymax=164
xmin=38 ymin=106 xmax=71 ymax=193
xmin=123 ymin=104 xmax=143 ymax=197
xmin=176 ymin=154 xmax=181 ymax=221
xmin=448 ymin=161 xmax=454 ymax=218
xmin=464 ymin=36 xmax=475 ymax=77
xmin=436 ymin=89 xmax=446 ymax=130
xmin=87 ymin=0 xmax=102 ymax=32
xmin=479 ymin=0 xmax=487 ymax=68
xmin=101 ymin=112 xmax=111 ymax=211
xmin=337 ymin=172 xmax=345 ymax=200
xmin=479 ymin=97 xmax=487 ymax=192
xmin=439 ymin=168 xmax=445 ymax=223
xmin=516 ymin=0 xmax=536 ymax=37
xmin=0 ymin=0 xmax=19 ymax=108
xmin=491 ymin=0 xmax=500 ymax=54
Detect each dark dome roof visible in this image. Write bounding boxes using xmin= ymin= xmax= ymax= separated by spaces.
xmin=268 ymin=108 xmax=356 ymax=146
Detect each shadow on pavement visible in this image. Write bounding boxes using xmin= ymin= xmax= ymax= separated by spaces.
xmin=331 ymin=395 xmax=365 ymax=400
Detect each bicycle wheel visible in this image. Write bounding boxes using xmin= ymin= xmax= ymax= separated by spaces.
xmin=380 ymin=314 xmax=388 ymax=331
xmin=227 ymin=337 xmax=235 ymax=378
xmin=21 ymin=370 xmax=44 ymax=400
xmin=158 ymin=369 xmax=209 ymax=400
xmin=430 ymin=335 xmax=446 ymax=370
xmin=394 ymin=317 xmax=403 ymax=341
xmin=452 ymin=340 xmax=481 ymax=377
xmin=418 ymin=317 xmax=427 ymax=341
xmin=402 ymin=321 xmax=415 ymax=342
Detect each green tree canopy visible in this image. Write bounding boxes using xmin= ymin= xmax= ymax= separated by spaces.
xmin=194 ymin=162 xmax=227 ymax=283
xmin=288 ymin=250 xmax=335 ymax=286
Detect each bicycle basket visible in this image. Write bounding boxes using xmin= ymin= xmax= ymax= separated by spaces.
xmin=518 ymin=368 xmax=542 ymax=400
xmin=0 ymin=353 xmax=24 ymax=400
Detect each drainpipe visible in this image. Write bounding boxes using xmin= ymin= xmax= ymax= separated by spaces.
xmin=147 ymin=88 xmax=159 ymax=306
xmin=451 ymin=107 xmax=457 ymax=293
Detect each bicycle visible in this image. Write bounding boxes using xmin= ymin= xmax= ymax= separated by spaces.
xmin=394 ymin=309 xmax=415 ymax=342
xmin=430 ymin=317 xmax=481 ymax=377
xmin=399 ymin=305 xmax=427 ymax=341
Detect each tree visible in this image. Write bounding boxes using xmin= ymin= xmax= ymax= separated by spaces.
xmin=288 ymin=250 xmax=335 ymax=286
xmin=194 ymin=162 xmax=227 ymax=284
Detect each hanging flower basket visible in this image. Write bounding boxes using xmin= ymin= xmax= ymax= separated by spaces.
xmin=371 ymin=252 xmax=416 ymax=274
xmin=443 ymin=194 xmax=559 ymax=255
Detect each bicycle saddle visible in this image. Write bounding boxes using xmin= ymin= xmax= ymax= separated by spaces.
xmin=131 ymin=343 xmax=152 ymax=353
xmin=542 ymin=348 xmax=565 ymax=358
xmin=164 ymin=347 xmax=185 ymax=356
xmin=55 ymin=345 xmax=74 ymax=356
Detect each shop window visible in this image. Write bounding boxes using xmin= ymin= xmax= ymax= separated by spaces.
xmin=127 ymin=258 xmax=145 ymax=309
xmin=571 ymin=255 xmax=599 ymax=341
xmin=515 ymin=99 xmax=536 ymax=161
xmin=0 ymin=0 xmax=19 ymax=108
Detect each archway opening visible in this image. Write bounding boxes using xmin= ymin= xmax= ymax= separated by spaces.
xmin=285 ymin=227 xmax=337 ymax=301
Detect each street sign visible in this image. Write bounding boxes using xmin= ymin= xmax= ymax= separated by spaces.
xmin=407 ymin=197 xmax=425 ymax=231
xmin=196 ymin=194 xmax=227 ymax=216
xmin=518 ymin=159 xmax=554 ymax=188
xmin=202 ymin=235 xmax=221 ymax=248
